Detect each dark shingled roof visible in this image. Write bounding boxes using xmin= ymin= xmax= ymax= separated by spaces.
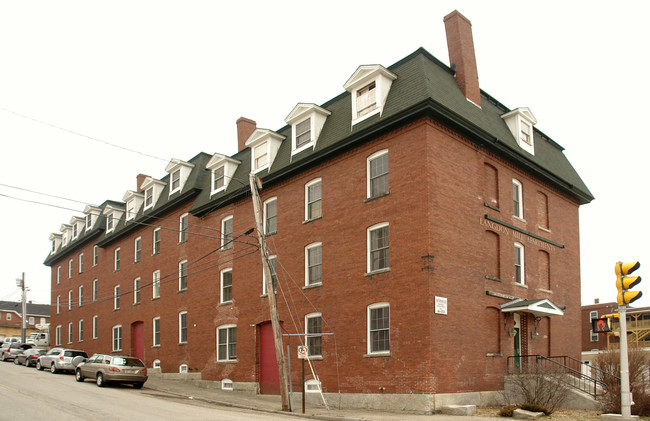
xmin=0 ymin=301 xmax=51 ymax=316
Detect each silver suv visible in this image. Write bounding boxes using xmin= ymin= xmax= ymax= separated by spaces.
xmin=75 ymin=354 xmax=147 ymax=388
xmin=37 ymin=347 xmax=87 ymax=373
xmin=0 ymin=342 xmax=32 ymax=361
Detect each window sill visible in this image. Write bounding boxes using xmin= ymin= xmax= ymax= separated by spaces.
xmin=364 ymin=191 xmax=390 ymax=203
xmin=178 ymin=289 xmax=187 ymax=294
xmin=303 ymin=283 xmax=322 ymax=290
xmin=219 ymin=301 xmax=233 ymax=306
xmin=537 ymin=225 xmax=551 ymax=234
xmin=512 ymin=216 xmax=526 ymax=224
xmin=365 ymin=268 xmax=391 ymax=277
xmin=133 ymin=302 xmax=140 ymax=307
xmin=538 ymin=288 xmax=552 ymax=294
xmin=364 ymin=352 xmax=391 ymax=358
xmin=485 ymin=276 xmax=502 ymax=282
xmin=152 ymin=345 xmax=160 ymax=349
xmin=178 ymin=342 xmax=187 ymax=346
xmin=152 ymin=297 xmax=160 ymax=301
xmin=303 ymin=216 xmax=323 ymax=225
xmin=514 ymin=282 xmax=528 ymax=289
xmin=216 ymin=360 xmax=238 ymax=365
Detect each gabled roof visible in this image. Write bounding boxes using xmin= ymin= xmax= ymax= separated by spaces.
xmin=0 ymin=301 xmax=51 ymax=317
xmin=501 ymin=298 xmax=565 ymax=317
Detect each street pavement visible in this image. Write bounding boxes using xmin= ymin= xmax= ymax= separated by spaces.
xmin=144 ymin=374 xmax=504 ymax=420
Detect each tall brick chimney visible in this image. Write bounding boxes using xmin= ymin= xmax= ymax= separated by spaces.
xmin=236 ymin=117 xmax=257 ymax=152
xmin=444 ymin=10 xmax=481 ymax=107
xmin=136 ymin=174 xmax=149 ymax=192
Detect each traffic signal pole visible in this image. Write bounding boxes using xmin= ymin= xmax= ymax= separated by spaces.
xmin=618 ymin=304 xmax=633 ymax=420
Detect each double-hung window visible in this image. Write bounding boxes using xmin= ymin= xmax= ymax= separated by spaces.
xmin=368 ymin=303 xmax=390 ymax=354
xmin=68 ymin=290 xmax=72 ymax=311
xmin=179 ymin=311 xmax=187 ymax=344
xmin=357 ymin=82 xmax=377 ymax=118
xmin=112 ymin=325 xmax=122 ymax=351
xmin=92 ymin=315 xmax=98 ymax=339
xmin=68 ymin=322 xmax=73 ymax=344
xmin=153 ymin=228 xmax=161 ymax=254
xmin=78 ymin=285 xmax=83 ymax=307
xmin=221 ymin=268 xmax=232 ymax=303
xmin=56 ymin=295 xmax=60 ymax=314
xmin=114 ymin=285 xmax=120 ymax=310
xmin=134 ymin=237 xmax=141 ymax=263
xmin=254 ymin=144 xmax=268 ymax=170
xmin=217 ymin=325 xmax=237 ymax=361
xmin=133 ymin=277 xmax=141 ymax=304
xmin=106 ymin=213 xmax=114 ymax=232
xmin=513 ymin=179 xmax=523 ymax=219
xmin=368 ymin=223 xmax=389 ymax=273
xmin=221 ymin=216 xmax=233 ymax=250
xmin=295 ymin=118 xmax=311 ymax=149
xmin=144 ymin=187 xmax=153 ymax=208
xmin=153 ymin=317 xmax=161 ymax=346
xmin=57 ymin=266 xmax=61 ymax=284
xmin=367 ymin=150 xmax=389 ymax=199
xmin=68 ymin=259 xmax=73 ymax=278
xmin=514 ymin=242 xmax=525 ymax=285
xmin=178 ymin=260 xmax=188 ymax=291
xmin=264 ymin=198 xmax=277 ymax=235
xmin=153 ymin=270 xmax=161 ymax=299
xmin=93 ymin=246 xmax=98 ymax=266
xmin=79 ymin=253 xmax=84 ymax=273
xmin=78 ymin=320 xmax=84 ymax=342
xmin=213 ymin=166 xmax=225 ymax=191
xmin=92 ymin=279 xmax=98 ymax=302
xmin=305 ymin=179 xmax=322 ymax=220
xmin=114 ymin=248 xmax=120 ymax=271
xmin=179 ymin=213 xmax=189 ymax=243
xmin=306 ymin=313 xmax=322 ymax=357
xmin=305 ymin=243 xmax=322 ymax=286
xmin=170 ymin=169 xmax=181 ymax=192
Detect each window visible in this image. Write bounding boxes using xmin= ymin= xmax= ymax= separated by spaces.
xmin=367 ymin=150 xmax=389 ymax=198
xmin=306 ymin=313 xmax=322 ymax=357
xmin=6 ymin=313 xmax=11 ymax=321
xmin=368 ymin=303 xmax=390 ymax=354
xmin=357 ymin=81 xmax=377 ymax=118
xmin=264 ymin=198 xmax=277 ymax=235
xmin=221 ymin=269 xmax=233 ymax=303
xmin=254 ymin=143 xmax=268 ymax=170
xmin=217 ymin=325 xmax=237 ymax=361
xmin=126 ymin=199 xmax=135 ymax=220
xmin=305 ymin=243 xmax=322 ymax=286
xmin=92 ymin=315 xmax=98 ymax=339
xmin=114 ymin=248 xmax=120 ymax=271
xmin=500 ymin=107 xmax=537 ymax=155
xmin=144 ymin=187 xmax=153 ymax=209
xmin=68 ymin=259 xmax=73 ymax=278
xmin=134 ymin=277 xmax=141 ymax=304
xmin=134 ymin=237 xmax=141 ymax=262
xmin=590 ymin=311 xmax=599 ymax=342
xmin=305 ymin=379 xmax=322 ymax=393
xmin=112 ymin=325 xmax=122 ymax=351
xmin=106 ymin=213 xmax=114 ymax=232
xmin=68 ymin=322 xmax=73 ymax=344
xmin=79 ymin=253 xmax=84 ymax=273
xmin=114 ymin=285 xmax=120 ymax=310
xmin=57 ymin=266 xmax=61 ymax=284
xmin=28 ymin=317 xmax=34 ymax=325
xmin=153 ymin=359 xmax=161 ymax=369
xmin=68 ymin=290 xmax=72 ymax=311
xmin=221 ymin=379 xmax=234 ymax=390
xmin=179 ymin=364 xmax=188 ymax=373
xmin=221 ymin=216 xmax=233 ymax=250
xmin=153 ymin=228 xmax=161 ymax=254
xmin=153 ymin=317 xmax=160 ymax=346
xmin=212 ymin=166 xmax=225 ymax=192
xmin=93 ymin=246 xmax=98 ymax=266
xmin=295 ymin=118 xmax=311 ymax=149
xmin=305 ymin=179 xmax=322 ymax=220
xmin=368 ymin=223 xmax=389 ymax=273
xmin=170 ymin=169 xmax=181 ymax=192
xmin=55 ymin=325 xmax=61 ymax=346
xmin=86 ymin=213 xmax=93 ymax=229
xmin=78 ymin=285 xmax=83 ymax=307
xmin=514 ymin=242 xmax=525 ymax=285
xmin=520 ymin=121 xmax=532 ymax=145
xmin=153 ymin=270 xmax=161 ymax=299
xmin=93 ymin=279 xmax=98 ymax=302
xmin=78 ymin=320 xmax=84 ymax=342
xmin=179 ymin=311 xmax=187 ymax=344
xmin=179 ymin=260 xmax=188 ymax=291
xmin=179 ymin=213 xmax=188 ymax=243
xmin=263 ymin=255 xmax=277 ymax=295
xmin=72 ymin=223 xmax=78 ymax=239
xmin=56 ymin=295 xmax=61 ymax=314
xmin=513 ymin=179 xmax=523 ymax=219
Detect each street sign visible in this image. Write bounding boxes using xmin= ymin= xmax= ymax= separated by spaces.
xmin=297 ymin=345 xmax=309 ymax=359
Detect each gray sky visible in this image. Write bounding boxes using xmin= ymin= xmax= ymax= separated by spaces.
xmin=1 ymin=1 xmax=649 ymax=309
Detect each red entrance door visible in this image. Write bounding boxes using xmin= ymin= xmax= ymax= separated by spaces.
xmin=131 ymin=321 xmax=144 ymax=361
xmin=259 ymin=321 xmax=280 ymax=395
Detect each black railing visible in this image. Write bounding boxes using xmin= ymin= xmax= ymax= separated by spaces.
xmin=506 ymin=355 xmax=618 ymax=398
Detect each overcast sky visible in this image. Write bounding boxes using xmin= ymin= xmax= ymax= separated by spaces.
xmin=1 ymin=1 xmax=649 ymax=310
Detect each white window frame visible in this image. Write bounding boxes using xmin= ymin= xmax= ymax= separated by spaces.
xmin=513 ymin=179 xmax=524 ymax=219
xmin=263 ymin=197 xmax=277 ymax=235
xmin=86 ymin=213 xmax=93 ymax=230
xmin=356 ymin=81 xmax=377 ymax=118
xmin=134 ymin=277 xmax=141 ymax=305
xmin=179 ymin=213 xmax=189 ymax=243
xmin=253 ymin=142 xmax=269 ymax=172
xmin=144 ymin=187 xmax=154 ymax=209
xmin=153 ymin=317 xmax=161 ymax=347
xmin=57 ymin=266 xmax=61 ymax=284
xmin=55 ymin=325 xmax=62 ymax=346
xmin=305 ymin=379 xmax=322 ymax=393
xmin=68 ymin=322 xmax=73 ymax=344
xmin=367 ymin=222 xmax=390 ymax=273
xmin=305 ymin=178 xmax=322 ymax=221
xmin=153 ymin=270 xmax=161 ymax=299
xmin=221 ymin=216 xmax=233 ymax=250
xmin=114 ymin=248 xmax=120 ymax=271
xmin=92 ymin=315 xmax=98 ymax=339
xmin=93 ymin=246 xmax=98 ymax=266
xmin=68 ymin=290 xmax=72 ymax=311
xmin=179 ymin=311 xmax=188 ymax=344
xmin=262 ymin=255 xmax=277 ymax=296
xmin=92 ymin=279 xmax=98 ymax=302
xmin=367 ymin=150 xmax=389 ymax=199
xmin=305 ymin=312 xmax=322 ymax=357
xmin=106 ymin=212 xmax=114 ymax=233
xmin=212 ymin=165 xmax=225 ymax=193
xmin=514 ymin=242 xmax=525 ymax=285
xmin=134 ymin=237 xmax=141 ymax=263
xmin=78 ymin=319 xmax=84 ymax=342
xmin=305 ymin=242 xmax=322 ymax=286
xmin=114 ymin=285 xmax=120 ymax=310
xmin=294 ymin=117 xmax=312 ymax=151
xmin=78 ymin=285 xmax=83 ymax=307
xmin=56 ymin=295 xmax=61 ymax=314
xmin=221 ymin=268 xmax=233 ymax=304
xmin=68 ymin=259 xmax=73 ymax=278
xmin=170 ymin=169 xmax=181 ymax=193
xmin=367 ymin=302 xmax=390 ymax=355
xmin=126 ymin=199 xmax=136 ymax=221
xmin=178 ymin=260 xmax=188 ymax=291
xmin=79 ymin=253 xmax=84 ymax=273
xmin=153 ymin=228 xmax=161 ymax=254
xmin=217 ymin=324 xmax=237 ymax=361
xmin=590 ymin=311 xmax=599 ymax=342
xmin=112 ymin=325 xmax=122 ymax=351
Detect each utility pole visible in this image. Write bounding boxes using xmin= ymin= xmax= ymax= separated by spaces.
xmin=16 ymin=273 xmax=26 ymax=343
xmin=249 ymin=173 xmax=290 ymax=411
xmin=618 ymin=304 xmax=633 ymax=420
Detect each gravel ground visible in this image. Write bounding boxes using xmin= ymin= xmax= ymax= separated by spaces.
xmin=475 ymin=407 xmax=602 ymax=419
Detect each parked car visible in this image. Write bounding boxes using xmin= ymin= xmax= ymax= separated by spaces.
xmin=37 ymin=347 xmax=87 ymax=373
xmin=0 ymin=343 xmax=33 ymax=361
xmin=3 ymin=336 xmax=22 ymax=343
xmin=75 ymin=354 xmax=147 ymax=388
xmin=13 ymin=348 xmax=47 ymax=367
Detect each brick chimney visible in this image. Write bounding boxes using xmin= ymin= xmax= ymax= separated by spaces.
xmin=136 ymin=174 xmax=149 ymax=192
xmin=444 ymin=10 xmax=481 ymax=107
xmin=236 ymin=117 xmax=257 ymax=152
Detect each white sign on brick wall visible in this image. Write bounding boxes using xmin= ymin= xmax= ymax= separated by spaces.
xmin=435 ymin=296 xmax=447 ymax=315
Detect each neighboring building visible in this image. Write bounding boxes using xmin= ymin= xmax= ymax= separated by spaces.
xmin=44 ymin=11 xmax=593 ymax=411
xmin=0 ymin=301 xmax=51 ymax=339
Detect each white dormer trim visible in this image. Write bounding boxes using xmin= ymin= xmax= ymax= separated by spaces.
xmin=49 ymin=233 xmax=62 ymax=254
xmin=245 ymin=129 xmax=285 ymax=174
xmin=60 ymin=224 xmax=72 ymax=247
xmin=83 ymin=205 xmax=101 ymax=230
xmin=206 ymin=153 xmax=241 ymax=195
xmin=285 ymin=103 xmax=331 ymax=155
xmin=344 ymin=65 xmax=397 ymax=126
xmin=141 ymin=177 xmax=166 ymax=211
xmin=165 ymin=159 xmax=195 ymax=196
xmin=122 ymin=190 xmax=144 ymax=221
xmin=501 ymin=107 xmax=538 ymax=156
xmin=69 ymin=216 xmax=85 ymax=240
xmin=103 ymin=204 xmax=124 ymax=234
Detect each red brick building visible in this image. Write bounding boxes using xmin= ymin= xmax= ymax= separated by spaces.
xmin=44 ymin=11 xmax=593 ymax=411
xmin=0 ymin=301 xmax=50 ymax=340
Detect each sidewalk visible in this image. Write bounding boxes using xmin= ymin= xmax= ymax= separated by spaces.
xmin=143 ymin=374 xmax=504 ymax=421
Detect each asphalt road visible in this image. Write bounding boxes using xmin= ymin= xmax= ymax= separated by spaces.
xmin=0 ymin=360 xmax=305 ymax=421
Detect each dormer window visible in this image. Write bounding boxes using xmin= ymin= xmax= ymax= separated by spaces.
xmin=285 ymin=104 xmax=331 ymax=155
xmin=83 ymin=205 xmax=101 ymax=231
xmin=501 ymin=107 xmax=538 ymax=155
xmin=72 ymin=223 xmax=78 ymax=239
xmin=103 ymin=204 xmax=124 ymax=234
xmin=122 ymin=191 xmax=143 ymax=221
xmin=206 ymin=154 xmax=241 ymax=195
xmin=60 ymin=224 xmax=72 ymax=246
xmin=106 ymin=213 xmax=114 ymax=232
xmin=165 ymin=159 xmax=195 ymax=197
xmin=85 ymin=214 xmax=92 ymax=229
xmin=141 ymin=177 xmax=166 ymax=211
xmin=145 ymin=187 xmax=153 ymax=208
xmin=245 ymin=129 xmax=285 ymax=173
xmin=49 ymin=233 xmax=62 ymax=254
xmin=344 ymin=65 xmax=397 ymax=126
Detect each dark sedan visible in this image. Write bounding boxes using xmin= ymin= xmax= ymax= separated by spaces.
xmin=14 ymin=348 xmax=47 ymax=367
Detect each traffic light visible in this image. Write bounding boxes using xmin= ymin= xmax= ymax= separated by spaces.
xmin=615 ymin=261 xmax=642 ymax=306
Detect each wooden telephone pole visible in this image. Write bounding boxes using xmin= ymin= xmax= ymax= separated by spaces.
xmin=249 ymin=173 xmax=290 ymax=411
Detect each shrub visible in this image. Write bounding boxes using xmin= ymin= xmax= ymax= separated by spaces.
xmin=501 ymin=364 xmax=570 ymax=414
